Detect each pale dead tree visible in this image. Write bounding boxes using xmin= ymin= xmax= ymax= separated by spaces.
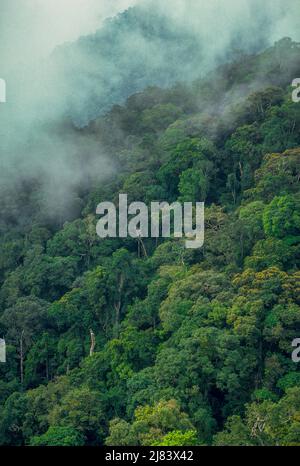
xmin=136 ymin=230 xmax=148 ymax=258
xmin=251 ymin=417 xmax=266 ymax=436
xmin=250 ymin=413 xmax=268 ymax=446
xmin=89 ymin=329 xmax=96 ymax=356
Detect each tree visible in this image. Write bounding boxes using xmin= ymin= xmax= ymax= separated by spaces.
xmin=214 ymin=388 xmax=300 ymax=446
xmin=152 ymin=430 xmax=199 ymax=446
xmin=158 ymin=137 xmax=217 ymax=200
xmin=263 ymin=194 xmax=300 ymax=238
xmin=30 ymin=426 xmax=85 ymax=446
xmin=106 ymin=400 xmax=195 ymax=446
xmin=48 ymin=386 xmax=105 ymax=445
xmin=0 ymin=297 xmax=49 ymax=385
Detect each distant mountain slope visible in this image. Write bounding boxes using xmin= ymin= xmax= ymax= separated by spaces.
xmin=1 ymin=37 xmax=300 ymax=446
xmin=51 ymin=1 xmax=292 ymax=125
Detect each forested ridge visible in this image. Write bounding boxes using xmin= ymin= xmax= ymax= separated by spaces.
xmin=0 ymin=38 xmax=300 ymax=446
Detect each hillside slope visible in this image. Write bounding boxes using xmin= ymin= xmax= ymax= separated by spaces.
xmin=0 ymin=39 xmax=299 ymax=446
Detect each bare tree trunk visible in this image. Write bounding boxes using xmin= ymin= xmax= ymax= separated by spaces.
xmin=20 ymin=330 xmax=24 ymax=386
xmin=114 ymin=274 xmax=124 ymax=337
xmin=89 ymin=329 xmax=96 ymax=356
xmin=45 ymin=338 xmax=49 ymax=380
xmin=137 ymin=237 xmax=148 ymax=258
xmin=46 ymin=357 xmax=49 ymax=381
xmin=114 ymin=301 xmax=121 ymax=337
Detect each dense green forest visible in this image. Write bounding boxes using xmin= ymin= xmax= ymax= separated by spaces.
xmin=0 ymin=38 xmax=300 ymax=446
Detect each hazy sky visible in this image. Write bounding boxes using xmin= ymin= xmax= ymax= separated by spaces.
xmin=0 ymin=0 xmax=138 ymax=68
xmin=1 ymin=0 xmax=299 ymax=70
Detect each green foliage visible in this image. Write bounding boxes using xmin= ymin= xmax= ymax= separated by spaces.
xmin=263 ymin=194 xmax=300 ymax=238
xmin=106 ymin=400 xmax=195 ymax=446
xmin=214 ymin=388 xmax=300 ymax=446
xmin=48 ymin=386 xmax=105 ymax=444
xmin=30 ymin=426 xmax=85 ymax=446
xmin=152 ymin=430 xmax=199 ymax=446
xmin=0 ymin=39 xmax=300 ymax=447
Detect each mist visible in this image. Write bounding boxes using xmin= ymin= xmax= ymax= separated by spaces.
xmin=0 ymin=0 xmax=138 ymax=68
xmin=0 ymin=0 xmax=299 ymax=225
xmin=0 ymin=0 xmax=138 ymax=223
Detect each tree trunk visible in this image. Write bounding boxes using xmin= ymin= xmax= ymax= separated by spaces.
xmin=89 ymin=329 xmax=96 ymax=356
xmin=20 ymin=330 xmax=24 ymax=386
xmin=114 ymin=274 xmax=124 ymax=336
